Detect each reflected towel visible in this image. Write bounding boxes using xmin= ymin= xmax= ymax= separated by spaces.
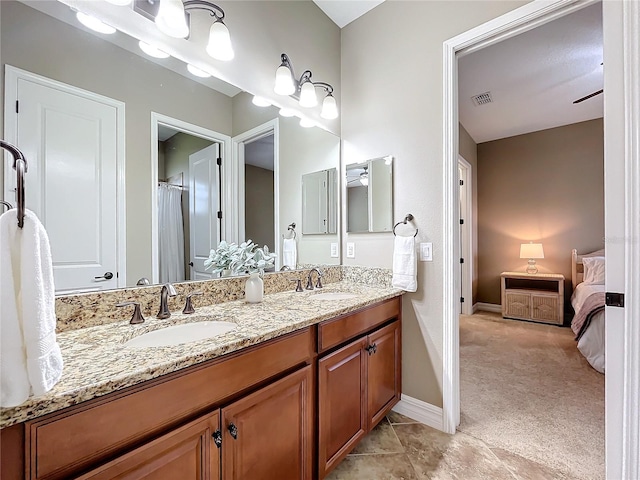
xmin=0 ymin=209 xmax=63 ymax=407
xmin=391 ymin=235 xmax=417 ymax=292
xmin=283 ymin=238 xmax=297 ymax=270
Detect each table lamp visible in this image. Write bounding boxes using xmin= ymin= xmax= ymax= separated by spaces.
xmin=520 ymin=242 xmax=544 ymax=274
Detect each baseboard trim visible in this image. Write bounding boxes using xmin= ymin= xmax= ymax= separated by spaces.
xmin=474 ymin=302 xmax=501 ymax=313
xmin=392 ymin=394 xmax=444 ymax=431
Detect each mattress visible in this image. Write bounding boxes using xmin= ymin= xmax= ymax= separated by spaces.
xmin=571 ymin=282 xmax=605 ymax=373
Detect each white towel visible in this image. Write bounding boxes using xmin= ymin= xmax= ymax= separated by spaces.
xmin=391 ymin=235 xmax=417 ymax=292
xmin=1 ymin=209 xmax=63 ymax=407
xmin=282 ymin=238 xmax=297 ymax=270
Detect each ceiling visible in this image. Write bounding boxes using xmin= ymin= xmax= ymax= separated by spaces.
xmin=458 ymin=3 xmax=603 ymax=144
xmin=312 ymin=0 xmax=385 ymax=28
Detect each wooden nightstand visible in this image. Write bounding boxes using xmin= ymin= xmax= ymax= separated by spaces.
xmin=500 ymin=272 xmax=565 ymax=325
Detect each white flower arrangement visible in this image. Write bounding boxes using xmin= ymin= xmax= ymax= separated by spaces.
xmin=204 ymin=240 xmax=276 ymax=276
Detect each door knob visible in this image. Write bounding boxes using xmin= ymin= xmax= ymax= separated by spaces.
xmin=189 ymin=262 xmax=194 ymax=267
xmin=95 ymin=271 xmax=114 ymax=280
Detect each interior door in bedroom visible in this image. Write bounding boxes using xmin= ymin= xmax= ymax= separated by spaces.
xmin=4 ymin=66 xmax=125 ymax=293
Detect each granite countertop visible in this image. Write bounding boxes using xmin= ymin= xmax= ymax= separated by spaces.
xmin=0 ymin=281 xmax=403 ymax=428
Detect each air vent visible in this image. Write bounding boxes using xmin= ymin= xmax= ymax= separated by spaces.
xmin=472 ymin=92 xmax=493 ymax=106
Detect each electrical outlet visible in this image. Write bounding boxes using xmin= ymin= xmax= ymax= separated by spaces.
xmin=346 ymin=242 xmax=355 ymax=258
xmin=420 ymin=242 xmax=433 ymax=261
xmin=330 ymin=243 xmax=339 ymax=258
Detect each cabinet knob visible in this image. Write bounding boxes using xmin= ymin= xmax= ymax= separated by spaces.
xmin=212 ymin=430 xmax=222 ymax=448
xmin=365 ymin=343 xmax=377 ymax=355
xmin=228 ymin=422 xmax=238 ymax=439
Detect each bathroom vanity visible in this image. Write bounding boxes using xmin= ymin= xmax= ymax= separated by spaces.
xmin=0 ymin=281 xmax=402 ymax=480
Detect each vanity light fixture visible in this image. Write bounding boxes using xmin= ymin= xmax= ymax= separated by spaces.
xmin=187 ymin=64 xmax=211 ymax=78
xmin=138 ymin=41 xmax=170 ymax=59
xmin=76 ymin=11 xmax=116 ymax=34
xmin=274 ymin=53 xmax=338 ymax=119
xmin=252 ymin=96 xmax=271 ymax=107
xmin=152 ymin=0 xmax=234 ymax=61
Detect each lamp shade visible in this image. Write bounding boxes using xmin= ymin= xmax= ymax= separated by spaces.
xmin=206 ymin=21 xmax=234 ymax=61
xmin=320 ymin=94 xmax=338 ymax=119
xmin=299 ymin=81 xmax=318 ymax=107
xmin=155 ymin=0 xmax=189 ymax=38
xmin=520 ymin=243 xmax=544 ymax=259
xmin=274 ymin=65 xmax=295 ymax=95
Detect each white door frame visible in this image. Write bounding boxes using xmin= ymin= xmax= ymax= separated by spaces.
xmin=442 ymin=1 xmax=639 ymax=478
xmin=458 ymin=155 xmax=472 ymax=315
xmin=3 ymin=65 xmax=127 ymax=288
xmin=150 ymin=112 xmax=231 ymax=284
xmin=230 ymin=119 xmax=280 ymax=270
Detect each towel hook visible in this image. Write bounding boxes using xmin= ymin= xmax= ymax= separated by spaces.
xmin=0 ymin=140 xmax=28 ymax=229
xmin=393 ymin=213 xmax=418 ymax=237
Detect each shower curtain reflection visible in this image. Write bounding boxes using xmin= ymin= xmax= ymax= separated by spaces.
xmin=158 ymin=183 xmax=185 ymax=283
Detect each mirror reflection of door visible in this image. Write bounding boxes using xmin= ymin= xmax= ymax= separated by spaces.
xmin=243 ymin=134 xmax=275 ymax=254
xmin=157 ymin=126 xmax=218 ymax=282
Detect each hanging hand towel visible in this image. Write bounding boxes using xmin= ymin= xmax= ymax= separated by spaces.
xmin=282 ymin=237 xmax=297 ymax=270
xmin=392 ymin=234 xmax=417 ymax=292
xmin=1 ymin=209 xmax=63 ymax=407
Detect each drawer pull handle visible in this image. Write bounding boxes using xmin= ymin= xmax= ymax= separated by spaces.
xmin=228 ymin=423 xmax=238 ymax=439
xmin=365 ymin=343 xmax=377 ymax=355
xmin=212 ymin=430 xmax=222 ymax=448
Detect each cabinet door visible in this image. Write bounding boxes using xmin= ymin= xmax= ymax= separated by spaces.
xmin=367 ymin=321 xmax=401 ymax=429
xmin=318 ymin=338 xmax=367 ymax=478
xmin=505 ymin=291 xmax=531 ymax=319
xmin=77 ymin=412 xmax=220 ymax=480
xmin=221 ymin=366 xmax=313 ymax=480
xmin=532 ymin=293 xmax=561 ymax=324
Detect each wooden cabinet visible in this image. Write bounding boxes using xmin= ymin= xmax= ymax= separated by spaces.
xmin=501 ymin=272 xmax=565 ymax=325
xmin=318 ymin=300 xmax=401 ymax=479
xmin=76 ymin=412 xmax=220 ymax=480
xmin=221 ymin=366 xmax=313 ymax=480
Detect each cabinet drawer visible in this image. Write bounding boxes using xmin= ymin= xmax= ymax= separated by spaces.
xmin=318 ymin=297 xmax=401 ymax=353
xmin=26 ymin=328 xmax=313 ymax=480
xmin=532 ymin=294 xmax=561 ymax=324
xmin=504 ymin=292 xmax=531 ymax=319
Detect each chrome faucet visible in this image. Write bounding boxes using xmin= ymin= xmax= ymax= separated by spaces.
xmin=305 ymin=268 xmax=323 ymax=290
xmin=157 ymin=283 xmax=177 ymax=319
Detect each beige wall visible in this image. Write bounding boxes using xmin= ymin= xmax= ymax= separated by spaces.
xmin=476 ymin=118 xmax=604 ymax=306
xmin=459 ymin=123 xmax=479 ymax=303
xmin=245 ymin=165 xmax=275 ymax=251
xmin=341 ymin=0 xmax=527 ymax=407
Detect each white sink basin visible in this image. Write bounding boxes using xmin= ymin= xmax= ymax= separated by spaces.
xmin=310 ymin=292 xmax=358 ymax=301
xmin=125 ymin=321 xmax=237 ymax=348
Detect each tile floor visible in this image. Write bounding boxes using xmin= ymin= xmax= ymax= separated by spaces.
xmin=325 ymin=412 xmax=574 ymax=480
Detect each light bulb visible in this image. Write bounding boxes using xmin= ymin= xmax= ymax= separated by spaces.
xmin=155 ymin=0 xmax=189 ymax=38
xmin=299 ymin=81 xmax=318 ymax=108
xmin=252 ymin=96 xmax=271 ymax=107
xmin=138 ymin=41 xmax=170 ymax=59
xmin=187 ymin=64 xmax=211 ymax=78
xmin=299 ymin=118 xmax=315 ymax=128
xmin=360 ymin=173 xmax=369 ymax=186
xmin=320 ymin=94 xmax=338 ymax=119
xmin=279 ymin=108 xmax=296 ymax=117
xmin=274 ymin=65 xmax=295 ymax=96
xmin=105 ymin=0 xmax=132 ymax=5
xmin=206 ymin=21 xmax=234 ymax=61
xmin=76 ymin=12 xmax=116 ymax=34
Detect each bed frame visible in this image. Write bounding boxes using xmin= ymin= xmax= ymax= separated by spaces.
xmin=571 ymin=248 xmax=605 ymax=291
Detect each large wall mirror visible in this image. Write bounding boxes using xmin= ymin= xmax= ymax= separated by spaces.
xmin=346 ymin=156 xmax=393 ymax=233
xmin=1 ymin=0 xmax=340 ymax=293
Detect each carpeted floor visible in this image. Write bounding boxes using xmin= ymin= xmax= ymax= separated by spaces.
xmin=459 ymin=312 xmax=605 ymax=480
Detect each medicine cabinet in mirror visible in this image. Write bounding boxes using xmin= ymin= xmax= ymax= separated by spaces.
xmin=346 ymin=157 xmax=393 ymax=233
xmin=302 ymin=168 xmax=338 ymax=235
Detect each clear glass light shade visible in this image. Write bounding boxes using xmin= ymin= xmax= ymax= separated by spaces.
xmin=299 ymin=118 xmax=315 ymax=128
xmin=76 ymin=12 xmax=116 ymax=34
xmin=274 ymin=65 xmax=295 ymax=95
xmin=252 ymin=96 xmax=271 ymax=107
xmin=299 ymin=81 xmax=318 ymax=108
xmin=278 ymin=108 xmax=296 ymax=117
xmin=155 ymin=0 xmax=189 ymax=38
xmin=105 ymin=0 xmax=132 ymax=5
xmin=138 ymin=41 xmax=170 ymax=59
xmin=206 ymin=21 xmax=234 ymax=61
xmin=187 ymin=64 xmax=211 ymax=78
xmin=320 ymin=94 xmax=338 ymax=119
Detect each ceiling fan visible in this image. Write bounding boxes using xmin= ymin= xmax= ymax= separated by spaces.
xmin=347 ymin=166 xmax=368 ymax=186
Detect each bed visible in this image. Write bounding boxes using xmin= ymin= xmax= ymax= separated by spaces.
xmin=571 ymin=248 xmax=606 ymax=373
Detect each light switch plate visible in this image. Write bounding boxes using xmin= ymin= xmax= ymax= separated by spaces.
xmin=420 ymin=242 xmax=433 ymax=261
xmin=346 ymin=242 xmax=355 ymax=258
xmin=330 ymin=243 xmax=339 ymax=258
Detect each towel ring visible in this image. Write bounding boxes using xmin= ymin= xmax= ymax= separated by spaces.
xmin=393 ymin=214 xmax=418 ymax=237
xmin=1 ymin=200 xmax=13 ymax=211
xmin=1 ymin=140 xmax=28 ymax=229
xmin=283 ymin=222 xmax=297 ymax=240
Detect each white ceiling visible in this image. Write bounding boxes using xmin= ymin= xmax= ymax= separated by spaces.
xmin=458 ymin=3 xmax=603 ymax=144
xmin=312 ymin=0 xmax=385 ymax=28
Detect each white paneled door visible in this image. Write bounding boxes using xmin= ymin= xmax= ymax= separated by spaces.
xmin=5 ymin=67 xmax=124 ymax=293
xmin=189 ymin=143 xmax=220 ymax=280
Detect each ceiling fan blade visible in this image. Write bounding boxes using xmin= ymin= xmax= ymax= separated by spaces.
xmin=573 ymin=89 xmax=603 ymax=104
